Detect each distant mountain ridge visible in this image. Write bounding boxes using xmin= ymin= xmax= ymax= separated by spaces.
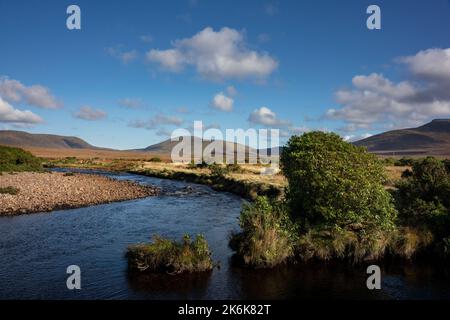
xmin=1 ymin=119 xmax=449 ymax=158
xmin=0 ymin=130 xmax=100 ymax=149
xmin=354 ymin=119 xmax=450 ymax=156
xmin=135 ymin=136 xmax=258 ymax=160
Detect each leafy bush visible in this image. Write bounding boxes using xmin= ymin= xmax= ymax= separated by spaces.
xmin=0 ymin=186 xmax=20 ymax=195
xmin=281 ymin=132 xmax=397 ymax=231
xmin=230 ymin=196 xmax=297 ymax=267
xmin=149 ymin=157 xmax=162 ymax=162
xmin=209 ymin=163 xmax=227 ymax=178
xmin=0 ymin=145 xmax=42 ymax=172
xmin=127 ymin=234 xmax=213 ymax=274
xmin=395 ymin=157 xmax=450 ymax=252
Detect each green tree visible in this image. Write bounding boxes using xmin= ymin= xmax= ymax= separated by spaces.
xmin=280 ymin=132 xmax=396 ymax=231
xmin=395 ymin=157 xmax=450 ymax=234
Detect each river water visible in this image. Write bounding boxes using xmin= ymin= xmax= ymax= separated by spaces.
xmin=0 ymin=170 xmax=449 ymax=299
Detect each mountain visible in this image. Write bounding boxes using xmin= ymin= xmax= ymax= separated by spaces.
xmin=354 ymin=119 xmax=450 ymax=156
xmin=0 ymin=130 xmax=100 ymax=149
xmin=137 ymin=136 xmax=258 ymax=161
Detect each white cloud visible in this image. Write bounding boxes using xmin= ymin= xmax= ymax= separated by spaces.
xmin=74 ymin=106 xmax=107 ymax=121
xmin=0 ymin=97 xmax=43 ymax=124
xmin=0 ymin=77 xmax=61 ymax=109
xmin=327 ymin=48 xmax=450 ymax=131
xmin=343 ymin=133 xmax=373 ymax=142
xmin=129 ymin=114 xmax=183 ymax=130
xmin=400 ymin=48 xmax=450 ymax=82
xmin=211 ymin=92 xmax=234 ymax=112
xmin=147 ymin=49 xmax=185 ymax=72
xmin=248 ymin=106 xmax=291 ymax=127
xmin=146 ymin=27 xmax=278 ymax=81
xmin=326 ymin=69 xmax=450 ymax=131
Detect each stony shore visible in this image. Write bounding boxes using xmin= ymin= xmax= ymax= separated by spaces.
xmin=0 ymin=172 xmax=159 ymax=216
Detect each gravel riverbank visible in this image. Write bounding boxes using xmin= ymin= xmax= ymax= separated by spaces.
xmin=0 ymin=172 xmax=159 ymax=215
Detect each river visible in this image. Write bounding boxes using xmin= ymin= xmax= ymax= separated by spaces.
xmin=0 ymin=170 xmax=449 ymax=299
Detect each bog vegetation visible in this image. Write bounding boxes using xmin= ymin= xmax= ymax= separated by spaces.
xmin=127 ymin=234 xmax=214 ymax=274
xmin=0 ymin=145 xmax=42 ymax=173
xmin=230 ymin=132 xmax=450 ymax=267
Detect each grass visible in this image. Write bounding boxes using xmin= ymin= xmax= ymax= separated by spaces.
xmin=0 ymin=186 xmax=20 ymax=195
xmin=0 ymin=145 xmax=42 ymax=173
xmin=126 ymin=234 xmax=214 ymax=274
xmin=229 ymin=197 xmax=296 ymax=267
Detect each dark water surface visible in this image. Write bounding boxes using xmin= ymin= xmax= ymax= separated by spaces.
xmin=0 ymin=170 xmax=449 ymax=299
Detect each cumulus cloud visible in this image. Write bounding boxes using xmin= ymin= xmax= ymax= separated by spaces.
xmin=0 ymin=77 xmax=61 ymax=109
xmin=248 ymin=106 xmax=291 ymax=127
xmin=211 ymin=92 xmax=234 ymax=112
xmin=400 ymin=48 xmax=450 ymax=82
xmin=326 ymin=48 xmax=450 ymax=131
xmin=74 ymin=106 xmax=107 ymax=121
xmin=146 ymin=27 xmax=278 ymax=81
xmin=118 ymin=98 xmax=143 ymax=109
xmin=0 ymin=97 xmax=43 ymax=124
xmin=129 ymin=114 xmax=183 ymax=130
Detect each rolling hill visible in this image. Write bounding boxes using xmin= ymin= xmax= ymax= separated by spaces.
xmin=136 ymin=136 xmax=258 ymax=161
xmin=354 ymin=119 xmax=450 ymax=156
xmin=0 ymin=130 xmax=100 ymax=149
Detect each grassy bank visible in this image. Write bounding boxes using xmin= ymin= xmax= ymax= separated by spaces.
xmin=230 ymin=133 xmax=450 ymax=268
xmin=127 ymin=234 xmax=214 ymax=274
xmin=131 ymin=166 xmax=283 ymax=200
xmin=0 ymin=145 xmax=42 ymax=173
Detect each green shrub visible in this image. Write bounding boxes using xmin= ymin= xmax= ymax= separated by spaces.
xmin=0 ymin=145 xmax=42 ymax=172
xmin=126 ymin=234 xmax=214 ymax=274
xmin=209 ymin=163 xmax=227 ymax=178
xmin=0 ymin=186 xmax=20 ymax=195
xmin=395 ymin=157 xmax=450 ymax=254
xmin=230 ymin=196 xmax=297 ymax=267
xmin=281 ymin=132 xmax=397 ymax=231
xmin=149 ymin=157 xmax=162 ymax=162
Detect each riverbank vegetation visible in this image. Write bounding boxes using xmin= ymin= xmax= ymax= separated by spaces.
xmin=230 ymin=132 xmax=450 ymax=267
xmin=127 ymin=234 xmax=214 ymax=274
xmin=0 ymin=145 xmax=42 ymax=173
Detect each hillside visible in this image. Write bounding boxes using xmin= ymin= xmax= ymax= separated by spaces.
xmin=137 ymin=136 xmax=258 ymax=161
xmin=354 ymin=119 xmax=450 ymax=156
xmin=0 ymin=130 xmax=100 ymax=149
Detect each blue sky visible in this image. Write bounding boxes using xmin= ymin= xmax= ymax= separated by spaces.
xmin=1 ymin=0 xmax=450 ymax=149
